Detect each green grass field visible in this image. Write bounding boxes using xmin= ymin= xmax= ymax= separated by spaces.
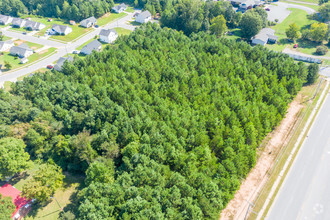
xmin=282 ymin=0 xmax=319 ymax=10
xmin=282 ymin=0 xmax=318 ymax=4
xmin=0 ymin=47 xmax=56 ymax=71
xmin=97 ymin=12 xmax=127 ymax=26
xmin=267 ymin=8 xmax=318 ymax=54
xmin=114 ymin=27 xmax=132 ymax=36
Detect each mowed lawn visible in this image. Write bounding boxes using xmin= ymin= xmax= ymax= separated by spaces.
xmin=267 ymin=8 xmax=317 ymax=54
xmin=115 ymin=27 xmax=132 ymax=36
xmin=97 ymin=12 xmax=127 ymax=26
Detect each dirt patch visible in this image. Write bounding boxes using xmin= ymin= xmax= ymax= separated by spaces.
xmin=14 ymin=40 xmax=26 ymax=46
xmin=220 ymin=97 xmax=304 ymax=220
xmin=101 ymin=13 xmax=111 ymax=18
xmin=38 ymin=49 xmax=49 ymax=55
xmin=31 ymin=46 xmax=38 ymax=50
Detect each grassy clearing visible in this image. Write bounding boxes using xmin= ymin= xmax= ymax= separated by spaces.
xmin=97 ymin=12 xmax=127 ymax=26
xmin=126 ymin=6 xmax=135 ymax=13
xmin=248 ymin=78 xmax=328 ymax=220
xmin=267 ymin=8 xmax=316 ymax=53
xmin=282 ymin=0 xmax=318 ymax=4
xmin=282 ymin=0 xmax=319 ymax=10
xmin=114 ymin=27 xmax=132 ymax=36
xmin=3 ymin=81 xmax=13 ymax=92
xmin=1 ymin=36 xmax=11 ymax=41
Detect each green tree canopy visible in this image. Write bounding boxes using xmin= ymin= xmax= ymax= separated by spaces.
xmin=0 ymin=137 xmax=31 ymax=180
xmin=310 ymin=22 xmax=328 ymax=42
xmin=210 ymin=15 xmax=227 ymax=36
xmin=285 ymin=23 xmax=301 ymax=41
xmin=0 ymin=194 xmax=15 ymax=220
xmin=239 ymin=11 xmax=262 ymax=39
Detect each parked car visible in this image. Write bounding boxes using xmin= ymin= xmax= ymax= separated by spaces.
xmin=293 ymin=44 xmax=298 ymax=48
xmin=265 ymin=8 xmax=270 ymax=11
xmin=47 ymin=64 xmax=54 ymax=69
xmin=72 ymin=50 xmax=79 ymax=54
xmin=22 ymin=32 xmax=27 ymax=35
xmin=95 ymin=25 xmax=99 ymax=28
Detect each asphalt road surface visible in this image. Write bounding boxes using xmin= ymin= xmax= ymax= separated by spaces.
xmin=267 ymin=91 xmax=330 ymax=220
xmin=0 ymin=10 xmax=139 ymax=86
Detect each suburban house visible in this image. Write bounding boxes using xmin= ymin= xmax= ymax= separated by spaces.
xmin=112 ymin=3 xmax=127 ymax=13
xmin=80 ymin=17 xmax=97 ymax=28
xmin=12 ymin=18 xmax=26 ymax=28
xmin=0 ymin=184 xmax=30 ymax=219
xmin=51 ymin=24 xmax=72 ymax=35
xmin=80 ymin=40 xmax=102 ymax=55
xmin=0 ymin=40 xmax=14 ymax=52
xmin=10 ymin=43 xmax=33 ymax=58
xmin=24 ymin=20 xmax=46 ymax=31
xmin=135 ymin=11 xmax=152 ymax=23
xmin=54 ymin=56 xmax=74 ymax=71
xmin=0 ymin=15 xmax=13 ymax=25
xmin=252 ymin=28 xmax=278 ymax=46
xmin=99 ymin=28 xmax=118 ymax=43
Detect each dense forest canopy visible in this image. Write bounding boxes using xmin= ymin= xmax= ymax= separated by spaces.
xmin=0 ymin=23 xmax=311 ymax=219
xmin=0 ymin=0 xmax=114 ymax=21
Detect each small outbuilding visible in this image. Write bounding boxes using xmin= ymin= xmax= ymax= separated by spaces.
xmin=80 ymin=40 xmax=102 ymax=55
xmin=99 ymin=28 xmax=118 ymax=43
xmin=135 ymin=11 xmax=152 ymax=24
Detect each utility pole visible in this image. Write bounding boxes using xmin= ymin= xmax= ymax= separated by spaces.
xmin=244 ymin=200 xmax=255 ymax=220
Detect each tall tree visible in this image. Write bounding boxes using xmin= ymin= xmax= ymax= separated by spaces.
xmin=22 ymin=163 xmax=64 ymax=202
xmin=310 ymin=23 xmax=328 ymax=42
xmin=307 ymin=63 xmax=319 ymax=84
xmin=0 ymin=194 xmax=15 ymax=220
xmin=210 ymin=15 xmax=227 ymax=36
xmin=0 ymin=137 xmax=31 ymax=180
xmin=239 ymin=11 xmax=262 ymax=39
xmin=285 ymin=23 xmax=301 ymax=41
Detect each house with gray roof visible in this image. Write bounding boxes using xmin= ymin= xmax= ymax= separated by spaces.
xmin=10 ymin=43 xmax=33 ymax=58
xmin=80 ymin=17 xmax=97 ymax=28
xmin=0 ymin=40 xmax=14 ymax=52
xmin=0 ymin=15 xmax=13 ymax=25
xmin=51 ymin=24 xmax=72 ymax=35
xmin=54 ymin=56 xmax=74 ymax=71
xmin=99 ymin=29 xmax=118 ymax=43
xmin=80 ymin=40 xmax=102 ymax=55
xmin=12 ymin=18 xmax=26 ymax=28
xmin=24 ymin=20 xmax=46 ymax=31
xmin=252 ymin=28 xmax=278 ymax=46
xmin=112 ymin=3 xmax=127 ymax=13
xmin=135 ymin=11 xmax=152 ymax=23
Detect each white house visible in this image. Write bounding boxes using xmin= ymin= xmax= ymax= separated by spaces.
xmin=0 ymin=40 xmax=14 ymax=52
xmin=12 ymin=18 xmax=26 ymax=28
xmin=112 ymin=3 xmax=127 ymax=13
xmin=51 ymin=24 xmax=72 ymax=35
xmin=80 ymin=17 xmax=97 ymax=28
xmin=80 ymin=40 xmax=102 ymax=55
xmin=135 ymin=11 xmax=152 ymax=24
xmin=252 ymin=28 xmax=278 ymax=46
xmin=99 ymin=29 xmax=118 ymax=43
xmin=10 ymin=43 xmax=33 ymax=58
xmin=24 ymin=20 xmax=46 ymax=31
xmin=0 ymin=15 xmax=13 ymax=25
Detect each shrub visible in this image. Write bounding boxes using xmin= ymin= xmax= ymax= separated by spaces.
xmin=315 ymin=45 xmax=328 ymax=55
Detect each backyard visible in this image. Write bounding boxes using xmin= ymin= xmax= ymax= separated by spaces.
xmin=97 ymin=12 xmax=127 ymax=26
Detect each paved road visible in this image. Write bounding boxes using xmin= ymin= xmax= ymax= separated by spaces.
xmin=267 ymin=86 xmax=330 ymax=220
xmin=0 ymin=11 xmax=139 ymax=86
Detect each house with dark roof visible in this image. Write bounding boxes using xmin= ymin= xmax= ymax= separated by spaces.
xmin=99 ymin=28 xmax=118 ymax=43
xmin=24 ymin=20 xmax=46 ymax=31
xmin=12 ymin=18 xmax=26 ymax=28
xmin=10 ymin=43 xmax=33 ymax=58
xmin=0 ymin=40 xmax=14 ymax=52
xmin=0 ymin=15 xmax=13 ymax=25
xmin=80 ymin=17 xmax=97 ymax=28
xmin=252 ymin=28 xmax=278 ymax=46
xmin=135 ymin=11 xmax=152 ymax=23
xmin=54 ymin=56 xmax=74 ymax=71
xmin=0 ymin=184 xmax=30 ymax=219
xmin=80 ymin=40 xmax=102 ymax=55
xmin=112 ymin=3 xmax=127 ymax=13
xmin=51 ymin=24 xmax=72 ymax=35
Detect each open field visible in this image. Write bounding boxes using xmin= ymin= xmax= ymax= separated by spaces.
xmin=248 ymin=78 xmax=328 ymax=220
xmin=282 ymin=0 xmax=319 ymax=10
xmin=114 ymin=27 xmax=132 ymax=36
xmin=97 ymin=12 xmax=127 ymax=26
xmin=282 ymin=0 xmax=318 ymax=4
